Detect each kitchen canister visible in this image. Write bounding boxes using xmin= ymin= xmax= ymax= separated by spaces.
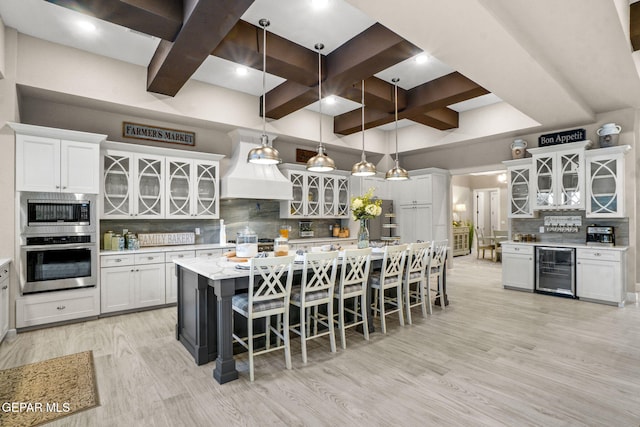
xmin=511 ymin=139 xmax=527 ymax=159
xmin=597 ymin=123 xmax=621 ymax=148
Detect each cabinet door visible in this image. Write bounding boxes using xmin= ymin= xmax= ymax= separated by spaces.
xmin=193 ymin=161 xmax=218 ymax=218
xmin=399 ymin=204 xmax=432 ymax=243
xmin=508 ymin=165 xmax=534 ymax=217
xmin=576 ymin=259 xmax=621 ymax=303
xmin=288 ymin=171 xmax=305 ymax=217
xmin=165 ymin=263 xmax=178 ymax=304
xmin=336 ymin=176 xmax=350 ymax=217
xmin=586 ymin=154 xmax=623 ymax=217
xmin=166 ymin=158 xmax=192 ymax=218
xmin=136 ymin=264 xmax=165 ymax=307
xmin=322 ymin=176 xmax=337 ymax=217
xmin=101 ymin=266 xmax=135 ymax=313
xmin=16 ymin=134 xmax=60 ymax=192
xmin=102 ymin=151 xmax=134 ymax=218
xmin=0 ymin=278 xmax=8 ymax=341
xmin=533 ymin=154 xmax=555 ymax=209
xmin=502 ymin=253 xmax=534 ymax=291
xmin=306 ymin=174 xmax=322 ymax=217
xmin=556 ymin=150 xmax=584 ymax=209
xmin=134 ymin=154 xmax=164 ymax=218
xmin=60 ymin=140 xmax=100 ymax=194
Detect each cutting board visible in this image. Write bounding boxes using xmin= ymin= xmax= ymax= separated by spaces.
xmin=228 ymin=256 xmax=250 ymax=263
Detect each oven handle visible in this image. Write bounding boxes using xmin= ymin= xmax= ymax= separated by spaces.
xmin=22 ymin=242 xmax=96 ymax=251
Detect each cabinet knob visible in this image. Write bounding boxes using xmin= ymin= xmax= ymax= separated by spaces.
xmin=56 ymin=305 xmax=66 ymax=310
xmin=147 ymin=257 xmax=154 ymax=260
xmin=136 ymin=269 xmax=140 ymax=272
xmin=130 ymin=269 xmax=134 ymax=272
xmin=2 ymin=285 xmax=7 ymax=290
xmin=62 ymin=186 xmax=67 ymax=189
xmin=115 ymin=259 xmax=122 ymax=262
xmin=55 ymin=185 xmax=60 ymax=189
xmin=178 ymin=255 xmax=183 ymax=258
xmin=577 ymin=262 xmax=581 ymax=264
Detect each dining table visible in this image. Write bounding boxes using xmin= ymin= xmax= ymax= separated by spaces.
xmin=174 ymin=248 xmax=447 ymax=384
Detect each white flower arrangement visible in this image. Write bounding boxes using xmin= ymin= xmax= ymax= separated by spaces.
xmin=350 ymin=188 xmax=382 ymax=220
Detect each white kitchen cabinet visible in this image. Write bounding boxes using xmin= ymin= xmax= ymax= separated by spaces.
xmin=166 ymin=158 xmax=219 ymax=219
xmin=165 ymin=250 xmax=196 ymax=304
xmin=503 ymin=158 xmax=535 ymax=218
xmin=529 ymin=141 xmax=589 ymax=211
xmin=15 ymin=287 xmax=100 ymax=329
xmin=576 ymin=248 xmax=626 ymax=306
xmin=398 ymin=203 xmax=433 ymax=243
xmin=15 ymin=134 xmax=101 ymax=194
xmin=585 ymin=145 xmax=630 ymax=218
xmin=502 ymin=244 xmax=534 ymax=292
xmin=280 ymin=167 xmax=349 ymax=218
xmin=395 ymin=174 xmax=433 ymax=205
xmin=0 ymin=261 xmax=10 ymax=342
xmin=196 ymin=248 xmax=225 ymax=259
xmin=100 ymin=252 xmax=166 ymax=313
xmin=102 ymin=150 xmax=165 ymax=219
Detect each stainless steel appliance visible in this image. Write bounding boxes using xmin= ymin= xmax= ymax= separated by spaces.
xmin=20 ymin=235 xmax=97 ymax=294
xmin=19 ymin=192 xmax=97 ymax=294
xmin=535 ymin=246 xmax=576 ymax=297
xmin=20 ymin=192 xmax=95 ymax=237
xmin=586 ymin=225 xmax=615 ymax=247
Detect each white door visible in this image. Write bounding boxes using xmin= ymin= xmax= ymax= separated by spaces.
xmin=101 ymin=266 xmax=135 ymax=313
xmin=60 ymin=140 xmax=100 ymax=194
xmin=136 ymin=264 xmax=165 ymax=307
xmin=16 ymin=134 xmax=60 ymax=192
xmin=490 ymin=190 xmax=499 ymax=231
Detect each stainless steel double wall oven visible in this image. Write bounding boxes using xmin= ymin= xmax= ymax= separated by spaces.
xmin=19 ymin=192 xmax=97 ymax=294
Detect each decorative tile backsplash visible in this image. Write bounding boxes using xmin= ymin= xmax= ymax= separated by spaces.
xmin=100 ymin=198 xmax=347 ymax=246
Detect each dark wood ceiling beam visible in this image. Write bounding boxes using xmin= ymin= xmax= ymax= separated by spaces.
xmin=631 ymin=2 xmax=640 ymax=51
xmin=46 ymin=0 xmax=183 ymax=41
xmin=408 ymin=109 xmax=459 ymax=130
xmin=264 ymin=23 xmax=419 ymax=119
xmin=213 ymin=20 xmax=318 ymax=86
xmin=147 ymin=0 xmax=255 ymax=96
xmin=334 ymin=72 xmax=487 ymax=135
xmin=339 ymin=77 xmax=406 ymax=113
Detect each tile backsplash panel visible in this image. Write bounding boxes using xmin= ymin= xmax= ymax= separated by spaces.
xmin=100 ymin=199 xmax=347 ymax=246
xmin=512 ymin=211 xmax=629 ymax=246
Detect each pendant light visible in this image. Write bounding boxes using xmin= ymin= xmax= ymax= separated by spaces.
xmin=385 ymin=77 xmax=409 ymax=181
xmin=306 ymin=43 xmax=336 ymax=172
xmin=351 ymin=79 xmax=377 ymax=176
xmin=247 ymin=18 xmax=282 ymax=165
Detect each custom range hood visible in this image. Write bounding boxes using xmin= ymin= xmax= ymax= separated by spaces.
xmin=220 ymin=129 xmax=293 ymax=200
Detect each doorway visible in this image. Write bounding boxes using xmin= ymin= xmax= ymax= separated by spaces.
xmin=473 ymin=187 xmax=501 ymax=243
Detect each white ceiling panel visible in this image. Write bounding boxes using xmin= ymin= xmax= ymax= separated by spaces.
xmin=192 ymin=56 xmax=286 ymax=96
xmin=375 ymin=54 xmax=454 ymax=90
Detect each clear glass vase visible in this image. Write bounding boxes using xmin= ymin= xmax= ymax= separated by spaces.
xmin=357 ymin=219 xmax=370 ymax=249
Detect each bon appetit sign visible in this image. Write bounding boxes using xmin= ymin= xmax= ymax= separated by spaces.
xmin=538 ymin=128 xmax=586 ymax=147
xmin=123 ymin=122 xmax=195 ymax=146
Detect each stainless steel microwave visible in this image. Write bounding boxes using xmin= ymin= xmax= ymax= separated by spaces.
xmin=20 ymin=192 xmax=96 ymax=237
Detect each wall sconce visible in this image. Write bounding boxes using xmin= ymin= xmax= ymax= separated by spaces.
xmin=497 ymin=173 xmax=507 ymax=184
xmin=454 ymin=204 xmax=467 ymax=213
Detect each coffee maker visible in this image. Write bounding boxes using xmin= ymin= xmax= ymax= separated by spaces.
xmin=586 ymin=225 xmax=615 ymax=247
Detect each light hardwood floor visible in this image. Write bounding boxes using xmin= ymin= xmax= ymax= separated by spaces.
xmin=2 ymin=255 xmax=640 ymax=426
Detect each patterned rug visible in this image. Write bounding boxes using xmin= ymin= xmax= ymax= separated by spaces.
xmin=0 ymin=351 xmax=99 ymax=426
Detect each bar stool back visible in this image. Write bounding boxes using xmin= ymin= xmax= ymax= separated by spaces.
xmin=370 ymin=244 xmax=408 ymax=334
xmin=403 ymin=241 xmax=433 ymax=324
xmin=429 ymin=240 xmax=448 ymax=310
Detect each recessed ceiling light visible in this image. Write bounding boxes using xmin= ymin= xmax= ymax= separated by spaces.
xmin=236 ymin=66 xmax=248 ymax=76
xmin=325 ymin=95 xmax=336 ymax=104
xmin=414 ymin=54 xmax=429 ymax=64
xmin=312 ymin=0 xmax=329 ymax=9
xmin=76 ymin=20 xmax=96 ymax=32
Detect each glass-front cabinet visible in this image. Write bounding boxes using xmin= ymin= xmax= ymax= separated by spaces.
xmin=102 ymin=142 xmax=222 ymax=219
xmin=280 ymin=167 xmax=349 ymax=218
xmin=166 ymin=158 xmax=218 ymax=219
xmin=529 ymin=141 xmax=588 ymax=211
xmin=585 ymin=145 xmax=630 ymax=218
xmin=503 ymin=158 xmax=534 ymax=218
xmin=103 ymin=150 xmax=164 ymax=219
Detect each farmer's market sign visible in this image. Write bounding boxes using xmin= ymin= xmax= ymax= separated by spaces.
xmin=123 ymin=122 xmax=195 ymax=146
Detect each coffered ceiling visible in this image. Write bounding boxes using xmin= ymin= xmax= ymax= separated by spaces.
xmin=0 ymin=0 xmax=501 ymax=137
xmin=1 ymin=0 xmax=640 ymax=152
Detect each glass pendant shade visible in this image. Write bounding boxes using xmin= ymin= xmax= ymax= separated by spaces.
xmin=351 ymin=79 xmax=376 ymax=177
xmin=385 ymin=77 xmax=409 ymax=181
xmin=247 ymin=19 xmax=282 ymax=165
xmin=307 ymin=43 xmax=335 ymax=172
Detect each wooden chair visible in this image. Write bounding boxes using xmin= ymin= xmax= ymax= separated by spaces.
xmin=231 ymin=255 xmax=295 ymax=381
xmin=333 ymin=248 xmax=372 ymax=349
xmin=403 ymin=241 xmax=433 ymax=324
xmin=370 ymin=244 xmax=408 ymax=334
xmin=428 ymin=240 xmax=448 ymax=310
xmin=475 ymin=227 xmax=495 ymax=260
xmin=290 ymin=251 xmax=338 ymax=364
xmin=492 ymin=229 xmax=509 ymax=262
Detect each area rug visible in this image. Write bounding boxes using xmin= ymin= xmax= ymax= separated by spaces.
xmin=0 ymin=351 xmax=99 ymax=426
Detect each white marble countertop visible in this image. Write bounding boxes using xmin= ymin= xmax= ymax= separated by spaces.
xmin=175 ymin=250 xmax=384 ymax=281
xmin=501 ymin=241 xmax=628 ymax=251
xmin=100 ymin=243 xmax=235 ymax=256
xmin=288 ymin=237 xmax=357 ymax=244
xmin=0 ymin=258 xmax=12 ymax=268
